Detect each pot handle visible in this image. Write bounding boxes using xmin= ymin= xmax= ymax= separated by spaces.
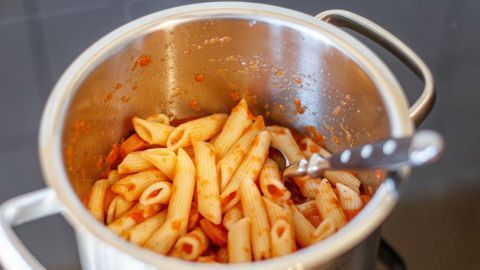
xmin=0 ymin=188 xmax=63 ymax=270
xmin=316 ymin=10 xmax=435 ymax=126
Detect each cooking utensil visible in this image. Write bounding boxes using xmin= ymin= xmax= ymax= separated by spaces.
xmin=0 ymin=3 xmax=437 ymax=270
xmin=283 ymin=130 xmax=444 ymax=178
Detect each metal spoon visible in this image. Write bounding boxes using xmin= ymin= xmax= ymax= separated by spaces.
xmin=282 ymin=130 xmax=444 ymax=178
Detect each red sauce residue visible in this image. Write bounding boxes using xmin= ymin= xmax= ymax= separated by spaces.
xmin=343 ymin=209 xmax=361 ymax=221
xmin=171 ymin=219 xmax=182 ymax=231
xmin=115 ymin=83 xmax=122 ymax=90
xmin=305 ymin=125 xmax=325 ymax=146
xmin=82 ymin=191 xmax=91 ymax=208
xmin=309 ymin=144 xmax=320 ymax=153
xmin=182 ymin=243 xmax=193 ymax=254
xmin=199 ymin=218 xmax=228 ymax=246
xmin=294 ymin=98 xmax=305 ymax=114
xmin=104 ymin=91 xmax=113 ymax=102
xmin=131 ymin=85 xmax=138 ymax=91
xmin=103 ymin=143 xmax=121 ymax=177
xmin=221 ymin=191 xmax=237 ymax=208
xmin=302 ymin=207 xmax=322 ymax=227
xmin=103 ymin=189 xmax=116 ymax=214
xmin=194 ymin=74 xmax=205 ymax=82
xmin=299 ymin=141 xmax=307 ymax=151
xmin=129 ymin=210 xmax=145 ymax=223
xmin=290 ymin=129 xmax=303 ymax=145
xmin=276 ymin=226 xmax=286 ymax=237
xmin=293 ymin=77 xmax=302 ymax=85
xmin=120 ymin=134 xmax=150 ymax=158
xmin=230 ymin=91 xmax=240 ymax=101
xmin=188 ymin=99 xmax=201 ymax=111
xmin=267 ymin=184 xmax=284 ymax=198
xmin=138 ymin=55 xmax=152 ymax=67
xmin=360 ymin=194 xmax=372 ymax=205
xmin=120 ymin=96 xmax=130 ymax=103
xmin=96 ymin=155 xmax=105 ymax=169
xmin=246 ymin=110 xmax=255 ymax=120
xmin=148 ymin=189 xmax=161 ymax=198
xmin=333 ymin=135 xmax=341 ymax=145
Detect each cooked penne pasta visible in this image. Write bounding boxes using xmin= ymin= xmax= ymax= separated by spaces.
xmin=315 ymin=179 xmax=347 ymax=230
xmin=217 ymin=116 xmax=264 ymax=191
xmin=222 ymin=203 xmax=244 ymax=230
xmin=167 ymin=113 xmax=228 ymax=151
xmin=267 ymin=126 xmax=304 ymax=164
xmin=297 ymin=200 xmax=322 ymax=227
xmin=84 ymin=99 xmax=375 ymax=263
xmin=213 ymin=99 xmax=253 ymax=158
xmin=221 ymin=130 xmax=271 ymax=212
xmin=300 ymin=137 xmax=331 ymax=159
xmin=111 ymin=169 xmax=167 ymax=201
xmin=239 ymin=178 xmax=271 ymax=260
xmin=143 ymin=218 xmax=181 ymax=254
xmin=292 ymin=176 xmax=322 ymax=199
xmin=290 ymin=204 xmax=315 ymax=247
xmin=139 ymin=181 xmax=172 ymax=205
xmin=108 ymin=203 xmax=161 ymax=236
xmin=270 ymin=218 xmax=295 ymax=257
xmin=174 ymin=227 xmax=209 ymax=261
xmin=87 ymin=179 xmax=109 ymax=222
xmin=193 ymin=141 xmax=222 ymax=224
xmin=337 ymin=183 xmax=363 ymax=220
xmin=312 ymin=218 xmax=335 ymax=243
xmin=132 ymin=116 xmax=174 ymax=146
xmin=145 ymin=113 xmax=170 ymax=125
xmin=106 ymin=195 xmax=135 ymax=225
xmin=141 ymin=148 xmax=177 ymax=180
xmin=227 ymin=217 xmax=252 ymax=263
xmin=259 ymin=159 xmax=291 ymax=202
xmin=107 ymin=170 xmax=120 ymax=185
xmin=117 ymin=151 xmax=155 ymax=174
xmin=127 ymin=210 xmax=167 ymax=245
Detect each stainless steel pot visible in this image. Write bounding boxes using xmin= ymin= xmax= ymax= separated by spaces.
xmin=0 ymin=3 xmax=434 ymax=270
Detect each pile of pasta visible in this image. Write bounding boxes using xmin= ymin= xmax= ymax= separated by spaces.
xmin=85 ymin=99 xmax=371 ymax=263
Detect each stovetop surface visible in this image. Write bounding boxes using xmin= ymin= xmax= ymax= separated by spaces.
xmin=0 ymin=1 xmax=479 ymax=269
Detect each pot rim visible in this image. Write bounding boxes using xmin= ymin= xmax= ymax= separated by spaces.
xmin=39 ymin=2 xmax=413 ymax=269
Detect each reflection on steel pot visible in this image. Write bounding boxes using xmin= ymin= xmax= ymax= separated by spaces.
xmin=0 ymin=3 xmax=437 ymax=270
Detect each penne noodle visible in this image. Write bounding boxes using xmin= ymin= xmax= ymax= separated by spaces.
xmin=270 ymin=218 xmax=295 ymax=257
xmin=297 ymin=200 xmax=322 ymax=227
xmin=167 ymin=113 xmax=228 ymax=151
xmin=88 ymin=179 xmax=110 ymax=223
xmin=213 ymin=99 xmax=253 ymax=158
xmin=315 ymin=179 xmax=347 ymax=230
xmin=199 ymin=218 xmax=228 ymax=247
xmin=217 ymin=116 xmax=264 ymax=192
xmin=266 ymin=126 xmax=304 ymax=164
xmin=292 ymin=176 xmax=322 ymax=199
xmin=107 ymin=170 xmax=120 ymax=185
xmin=337 ymin=183 xmax=363 ymax=221
xmin=193 ymin=141 xmax=222 ymax=224
xmin=117 ymin=151 xmax=155 ymax=175
xmin=145 ymin=113 xmax=170 ymax=125
xmin=228 ymin=217 xmax=252 ymax=263
xmin=143 ymin=218 xmax=181 ymax=254
xmin=108 ymin=203 xmax=161 ymax=236
xmin=222 ymin=203 xmax=244 ymax=230
xmin=259 ymin=159 xmax=291 ymax=202
xmin=132 ymin=116 xmax=174 ymax=146
xmin=215 ymin=247 xmax=229 ymax=264
xmin=290 ymin=204 xmax=315 ymax=247
xmin=196 ymin=256 xmax=217 ymax=263
xmin=127 ymin=210 xmax=167 ymax=245
xmin=119 ymin=134 xmax=150 ymax=159
xmin=174 ymin=227 xmax=209 ymax=261
xmin=106 ymin=195 xmax=135 ymax=225
xmin=300 ymin=137 xmax=331 ymax=159
xmin=312 ymin=218 xmax=335 ymax=243
xmin=144 ymin=149 xmax=196 ymax=253
xmin=141 ymin=148 xmax=177 ymax=180
xmin=139 ymin=181 xmax=172 ymax=205
xmin=221 ymin=130 xmax=271 ymax=212
xmin=187 ymin=201 xmax=201 ymax=231
xmin=239 ymin=178 xmax=271 ymax=260
xmin=323 ymin=170 xmax=361 ymax=194
xmin=112 ymin=169 xmax=167 ymax=201
xmin=263 ymin=197 xmax=295 ymax=251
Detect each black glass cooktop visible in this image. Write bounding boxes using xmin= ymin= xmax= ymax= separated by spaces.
xmin=0 ymin=1 xmax=479 ymax=269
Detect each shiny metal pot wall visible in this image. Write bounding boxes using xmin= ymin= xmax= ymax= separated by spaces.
xmin=0 ymin=3 xmax=434 ymax=270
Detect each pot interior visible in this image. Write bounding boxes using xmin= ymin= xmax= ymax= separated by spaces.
xmin=62 ymin=15 xmax=390 ymax=198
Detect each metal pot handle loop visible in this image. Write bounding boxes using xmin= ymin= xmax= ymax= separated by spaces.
xmin=316 ymin=9 xmax=435 ymax=126
xmin=0 ymin=188 xmax=63 ymax=270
